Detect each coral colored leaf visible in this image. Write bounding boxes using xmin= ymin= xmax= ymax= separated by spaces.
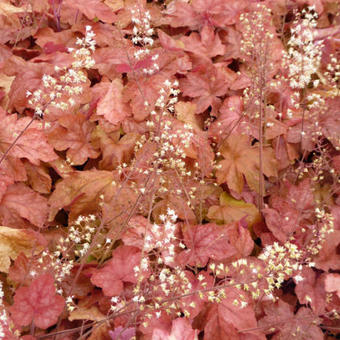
xmin=216 ymin=134 xmax=277 ymax=194
xmin=208 ymin=96 xmax=243 ymax=143
xmin=165 ymin=0 xmax=246 ymax=29
xmin=0 ymin=114 xmax=57 ymax=165
xmin=259 ymin=300 xmax=323 ymax=340
xmin=122 ymin=76 xmax=163 ymax=121
xmin=10 ymin=273 xmax=65 ymax=329
xmin=204 ymin=304 xmax=241 ymax=340
xmin=8 ymin=253 xmax=32 ymax=285
xmin=0 ymin=73 xmax=15 ymax=99
xmin=158 ymin=29 xmax=185 ymax=51
xmin=116 ymin=55 xmax=153 ymax=73
xmin=24 ymin=161 xmax=52 ymax=194
xmin=48 ymin=169 xmax=118 ymax=220
xmin=225 ymin=221 xmax=254 ymax=259
xmin=178 ymin=223 xmax=235 ymax=267
xmin=8 ymin=62 xmax=49 ymax=112
xmin=0 ymin=183 xmax=48 ymax=228
xmin=96 ymin=79 xmax=130 ymax=126
xmin=152 ymin=194 xmax=196 ymax=225
xmin=0 ymin=156 xmax=26 ymax=197
xmin=109 ymin=326 xmax=136 ymax=340
xmin=92 ymin=125 xmax=139 ymax=170
xmin=63 ymin=0 xmax=116 ymax=23
xmin=175 ymin=101 xmax=200 ymax=130
xmin=152 ymin=318 xmax=198 ymax=340
xmin=115 ymin=63 xmax=133 ymax=73
xmin=180 ymin=64 xmax=234 ymax=114
xmin=294 ymin=267 xmax=326 ymax=314
xmin=218 ymin=288 xmax=262 ymax=337
xmin=220 ymin=26 xmax=242 ymax=59
xmin=42 ymin=42 xmax=67 ymax=54
xmin=261 ymin=208 xmax=290 ymax=243
xmin=320 ymin=97 xmax=340 ymax=150
xmin=204 ymin=288 xmax=264 ymax=340
xmin=34 ymin=27 xmax=73 ymax=51
xmin=48 ymin=113 xmax=99 ymax=166
xmin=91 ymin=246 xmax=142 ymax=296
xmin=21 ymin=336 xmax=36 ymax=340
xmin=325 ymin=273 xmax=340 ymax=298
xmin=164 ymin=1 xmax=199 ymax=29
xmin=181 ymin=24 xmax=225 ymax=60
xmin=88 ymin=323 xmax=111 ymax=340
xmin=173 ymin=103 xmax=214 ymax=176
xmin=0 ymin=226 xmax=39 ymax=273
xmin=264 ymin=179 xmax=315 ymax=242
xmin=315 ymin=230 xmax=340 ymax=271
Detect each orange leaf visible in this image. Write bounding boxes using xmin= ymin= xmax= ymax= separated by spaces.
xmin=0 ymin=226 xmax=41 ymax=273
xmin=207 ymin=192 xmax=261 ymax=228
xmin=0 ymin=114 xmax=57 ymax=165
xmin=48 ymin=169 xmax=118 ymax=220
xmin=48 ymin=113 xmax=99 ymax=166
xmin=216 ymin=134 xmax=277 ymax=193
xmin=0 ymin=183 xmax=48 ymax=228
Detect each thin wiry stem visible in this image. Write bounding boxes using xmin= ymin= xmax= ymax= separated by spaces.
xmin=0 ymin=115 xmax=35 ymax=166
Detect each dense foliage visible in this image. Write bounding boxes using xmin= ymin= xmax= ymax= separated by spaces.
xmin=0 ymin=0 xmax=339 ymax=339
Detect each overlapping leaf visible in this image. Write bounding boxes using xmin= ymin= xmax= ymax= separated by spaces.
xmin=0 ymin=114 xmax=57 ymax=165
xmin=91 ymin=245 xmax=142 ymax=296
xmin=10 ymin=273 xmax=65 ymax=329
xmin=216 ymin=134 xmax=277 ymax=194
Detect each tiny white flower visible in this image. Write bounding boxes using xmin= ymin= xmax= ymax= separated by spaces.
xmin=294 ymin=275 xmax=304 ymax=283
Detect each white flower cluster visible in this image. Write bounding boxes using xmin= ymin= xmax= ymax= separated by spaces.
xmin=60 ymin=214 xmax=98 ymax=259
xmin=66 ymin=295 xmax=76 ymax=312
xmin=26 ymin=25 xmax=96 ymax=117
xmin=306 ymin=208 xmax=334 ymax=256
xmin=133 ymin=79 xmax=194 ymax=181
xmin=258 ymin=241 xmax=304 ymax=298
xmin=110 ymin=296 xmax=125 ymax=312
xmin=130 ymin=6 xmax=159 ymax=75
xmin=131 ymin=7 xmax=154 ymax=47
xmin=285 ymin=6 xmax=323 ymax=89
xmin=157 ymin=266 xmax=191 ymax=297
xmin=72 ymin=25 xmax=96 ymax=69
xmin=239 ymin=4 xmax=274 ymax=57
xmin=324 ymin=55 xmax=340 ymax=88
xmin=153 ymin=208 xmax=178 ymax=263
xmin=150 ymin=80 xmax=194 ymax=177
xmin=34 ymin=214 xmax=98 ymax=288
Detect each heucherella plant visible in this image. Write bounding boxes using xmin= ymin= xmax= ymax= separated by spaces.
xmin=0 ymin=0 xmax=339 ymax=339
xmin=27 ymin=25 xmax=96 ymax=117
xmin=285 ymin=6 xmax=323 ymax=90
xmin=0 ymin=25 xmax=96 ymax=168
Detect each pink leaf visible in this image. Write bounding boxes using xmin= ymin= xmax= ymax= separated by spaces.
xmin=152 ymin=318 xmax=198 ymax=340
xmin=0 ymin=183 xmax=48 ymax=228
xmin=0 ymin=114 xmax=57 ymax=165
xmin=177 ymin=223 xmax=235 ymax=266
xmin=48 ymin=113 xmax=99 ymax=165
xmin=325 ymin=273 xmax=340 ymax=298
xmin=96 ymin=79 xmax=130 ymax=126
xmin=91 ymin=246 xmax=142 ymax=296
xmin=10 ymin=274 xmax=65 ymax=329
